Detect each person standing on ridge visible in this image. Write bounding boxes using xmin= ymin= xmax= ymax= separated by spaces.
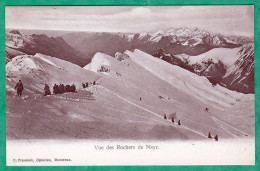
xmin=59 ymin=83 xmax=65 ymax=94
xmin=53 ymin=84 xmax=58 ymax=94
xmin=15 ymin=80 xmax=24 ymax=96
xmin=208 ymin=132 xmax=212 ymax=138
xmin=71 ymin=84 xmax=76 ymax=92
xmin=44 ymin=84 xmax=51 ymax=96
xmin=214 ymin=135 xmax=218 ymax=141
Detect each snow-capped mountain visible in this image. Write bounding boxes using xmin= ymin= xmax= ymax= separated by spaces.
xmin=6 ymin=49 xmax=254 ymax=140
xmin=61 ymin=27 xmax=253 ymax=62
xmin=153 ymin=44 xmax=254 ymax=93
xmin=7 ymin=27 xmax=252 ymax=68
xmin=5 ymin=28 xmax=254 ymax=94
xmin=82 ymin=49 xmax=253 ymax=138
xmin=6 ymin=53 xmax=99 ymax=95
xmin=5 ymin=30 xmax=86 ymax=66
xmin=123 ymin=49 xmax=244 ymax=108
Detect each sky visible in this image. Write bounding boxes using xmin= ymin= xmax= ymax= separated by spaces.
xmin=5 ymin=5 xmax=254 ymax=37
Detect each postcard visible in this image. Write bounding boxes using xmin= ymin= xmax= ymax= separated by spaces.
xmin=5 ymin=5 xmax=255 ymax=165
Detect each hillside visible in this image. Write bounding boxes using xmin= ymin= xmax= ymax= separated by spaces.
xmin=5 ymin=30 xmax=87 ymax=66
xmin=6 ymin=53 xmax=99 ymax=95
xmin=155 ymin=44 xmax=254 ymax=94
xmin=223 ymin=43 xmax=254 ymax=93
xmin=6 ymin=45 xmax=254 ymax=140
xmin=84 ymin=50 xmax=254 ymax=139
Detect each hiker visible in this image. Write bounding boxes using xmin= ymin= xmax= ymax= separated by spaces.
xmin=85 ymin=82 xmax=88 ymax=88
xmin=205 ymin=107 xmax=209 ymax=112
xmin=172 ymin=117 xmax=175 ymax=123
xmin=208 ymin=132 xmax=212 ymax=138
xmin=164 ymin=114 xmax=167 ymax=120
xmin=65 ymin=85 xmax=71 ymax=92
xmin=214 ymin=135 xmax=218 ymax=141
xmin=59 ymin=84 xmax=64 ymax=94
xmin=71 ymin=84 xmax=76 ymax=92
xmin=93 ymin=81 xmax=96 ymax=85
xmin=54 ymin=84 xmax=60 ymax=94
xmin=140 ymin=97 xmax=142 ymax=101
xmin=178 ymin=120 xmax=181 ymax=125
xmin=15 ymin=80 xmax=24 ymax=96
xmin=82 ymin=83 xmax=86 ymax=88
xmin=44 ymin=84 xmax=51 ymax=96
xmin=53 ymin=84 xmax=58 ymax=94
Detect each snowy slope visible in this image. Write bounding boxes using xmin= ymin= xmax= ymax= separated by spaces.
xmin=186 ymin=47 xmax=241 ymax=67
xmin=6 ymin=49 xmax=254 ymax=140
xmin=5 ymin=46 xmax=26 ymax=62
xmin=82 ymin=49 xmax=254 ymax=140
xmin=6 ymin=53 xmax=99 ymax=95
xmin=85 ymin=52 xmax=124 ymax=74
xmin=5 ymin=29 xmax=86 ymax=66
xmin=34 ymin=53 xmax=61 ymax=69
xmin=6 ymin=30 xmax=35 ymax=49
xmin=174 ymin=45 xmax=254 ymax=93
xmin=125 ymin=49 xmax=244 ymax=108
xmin=6 ymin=55 xmax=38 ymax=73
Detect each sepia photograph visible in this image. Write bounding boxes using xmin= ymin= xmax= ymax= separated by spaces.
xmin=5 ymin=5 xmax=255 ymax=165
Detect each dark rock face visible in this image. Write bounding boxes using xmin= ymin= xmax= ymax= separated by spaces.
xmin=204 ymin=62 xmax=227 ymax=86
xmin=222 ymin=43 xmax=254 ymax=93
xmin=153 ymin=49 xmax=194 ymax=72
xmin=152 ymin=44 xmax=254 ymax=94
xmin=22 ymin=34 xmax=85 ymax=66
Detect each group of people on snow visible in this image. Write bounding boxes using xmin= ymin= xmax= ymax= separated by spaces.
xmin=14 ymin=80 xmax=99 ymax=97
xmin=163 ymin=113 xmax=218 ymax=141
xmin=164 ymin=114 xmax=181 ymax=126
xmin=82 ymin=81 xmax=96 ymax=88
xmin=82 ymin=82 xmax=89 ymax=88
xmin=44 ymin=83 xmax=76 ymax=96
xmin=51 ymin=83 xmax=76 ymax=95
xmin=208 ymin=132 xmax=218 ymax=141
xmin=14 ymin=80 xmax=219 ymax=141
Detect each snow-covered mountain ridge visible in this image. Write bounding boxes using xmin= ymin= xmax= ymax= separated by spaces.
xmin=60 ymin=27 xmax=253 ymax=63
xmin=6 ymin=49 xmax=254 ymax=140
xmin=154 ymin=44 xmax=254 ymax=93
xmin=5 ymin=29 xmax=87 ymax=66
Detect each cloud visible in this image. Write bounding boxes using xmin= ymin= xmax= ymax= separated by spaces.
xmin=5 ymin=6 xmax=254 ymax=36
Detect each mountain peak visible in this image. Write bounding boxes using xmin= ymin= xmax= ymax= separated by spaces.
xmin=9 ymin=29 xmax=21 ymax=35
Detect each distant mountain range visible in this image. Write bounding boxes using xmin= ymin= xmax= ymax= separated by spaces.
xmin=5 ymin=28 xmax=254 ymax=94
xmin=61 ymin=27 xmax=253 ymax=61
xmin=6 ymin=27 xmax=253 ymax=67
